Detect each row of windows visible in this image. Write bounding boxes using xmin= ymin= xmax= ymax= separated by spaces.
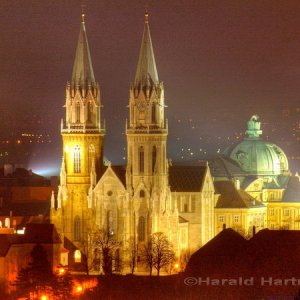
xmin=269 ymin=208 xmax=293 ymax=217
xmin=75 ymin=102 xmax=94 ymax=123
xmin=139 ymin=146 xmax=157 ymax=173
xmin=71 ymin=144 xmax=95 ymax=174
xmin=218 ymin=215 xmax=264 ymax=224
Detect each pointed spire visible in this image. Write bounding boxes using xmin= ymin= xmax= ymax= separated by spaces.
xmin=134 ymin=11 xmax=159 ymax=86
xmin=71 ymin=13 xmax=95 ymax=86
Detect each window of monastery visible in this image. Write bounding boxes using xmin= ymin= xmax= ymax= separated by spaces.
xmin=270 ymin=224 xmax=275 ymax=230
xmin=88 ymin=144 xmax=95 ymax=172
xmin=233 ymin=215 xmax=239 ymax=223
xmin=138 ymin=216 xmax=146 ymax=242
xmin=191 ymin=196 xmax=196 ymax=212
xmin=73 ymin=145 xmax=81 ymax=173
xmin=219 ymin=215 xmax=224 ymax=223
xmin=76 ymin=102 xmax=80 ymax=122
xmin=151 ymin=103 xmax=156 ymax=124
xmin=139 ymin=146 xmax=144 ymax=173
xmin=74 ymin=250 xmax=81 ymax=263
xmin=269 ymin=208 xmax=274 ymax=216
xmin=140 ymin=190 xmax=145 ymax=198
xmin=87 ymin=102 xmax=93 ymax=122
xmin=74 ymin=216 xmax=81 ymax=241
xmin=152 ymin=146 xmax=156 ymax=173
xmin=107 ymin=190 xmax=113 ymax=196
xmin=283 ymin=209 xmax=290 ymax=217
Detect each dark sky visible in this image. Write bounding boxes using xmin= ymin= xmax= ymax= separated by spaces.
xmin=1 ymin=1 xmax=300 ymax=173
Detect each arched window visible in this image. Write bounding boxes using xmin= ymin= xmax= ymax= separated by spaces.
xmin=140 ymin=190 xmax=145 ymax=198
xmin=87 ymin=102 xmax=93 ymax=123
xmin=138 ymin=216 xmax=146 ymax=242
xmin=74 ymin=216 xmax=80 ymax=241
xmin=152 ymin=103 xmax=156 ymax=124
xmin=74 ymin=145 xmax=81 ymax=173
xmin=88 ymin=144 xmax=95 ymax=172
xmin=152 ymin=146 xmax=156 ymax=173
xmin=107 ymin=210 xmax=113 ymax=235
xmin=76 ymin=103 xmax=80 ymax=123
xmin=139 ymin=146 xmax=144 ymax=173
xmin=74 ymin=250 xmax=81 ymax=263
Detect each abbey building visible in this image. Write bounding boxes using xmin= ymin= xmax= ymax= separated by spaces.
xmin=50 ymin=13 xmax=216 ymax=272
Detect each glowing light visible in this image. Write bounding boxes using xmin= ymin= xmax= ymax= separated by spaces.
xmin=75 ymin=285 xmax=83 ymax=294
xmin=174 ymin=263 xmax=179 ymax=269
xmin=74 ymin=250 xmax=81 ymax=263
xmin=58 ymin=267 xmax=65 ymax=275
xmin=40 ymin=295 xmax=49 ymax=300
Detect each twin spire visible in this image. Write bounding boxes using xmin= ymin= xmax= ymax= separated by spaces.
xmin=71 ymin=12 xmax=159 ymax=87
xmin=134 ymin=12 xmax=159 ymax=86
xmin=71 ymin=13 xmax=95 ymax=86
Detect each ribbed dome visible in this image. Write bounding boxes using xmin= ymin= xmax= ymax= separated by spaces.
xmin=223 ymin=116 xmax=289 ymax=176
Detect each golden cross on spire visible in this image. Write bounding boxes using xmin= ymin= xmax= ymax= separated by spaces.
xmin=144 ymin=3 xmax=149 ymax=23
xmin=81 ymin=2 xmax=86 ymax=23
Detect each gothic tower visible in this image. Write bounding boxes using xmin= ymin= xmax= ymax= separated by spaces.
xmin=52 ymin=14 xmax=105 ymax=250
xmin=126 ymin=12 xmax=176 ymax=246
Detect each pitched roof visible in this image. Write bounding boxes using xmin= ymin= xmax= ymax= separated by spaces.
xmin=214 ymin=180 xmax=265 ymax=208
xmin=282 ymin=176 xmax=300 ymax=202
xmin=134 ymin=13 xmax=159 ymax=86
xmin=71 ymin=15 xmax=95 ymax=86
xmin=111 ymin=165 xmax=126 ymax=187
xmin=169 ymin=166 xmax=207 ymax=192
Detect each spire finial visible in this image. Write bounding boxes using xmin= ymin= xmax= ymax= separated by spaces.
xmin=81 ymin=3 xmax=86 ymax=23
xmin=144 ymin=4 xmax=149 ymax=23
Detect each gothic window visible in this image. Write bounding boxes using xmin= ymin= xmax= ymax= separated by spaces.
xmin=74 ymin=216 xmax=81 ymax=241
xmin=138 ymin=216 xmax=146 ymax=242
xmin=88 ymin=144 xmax=95 ymax=172
xmin=76 ymin=102 xmax=80 ymax=123
xmin=87 ymin=102 xmax=93 ymax=122
xmin=151 ymin=103 xmax=156 ymax=124
xmin=152 ymin=146 xmax=156 ymax=173
xmin=107 ymin=210 xmax=113 ymax=235
xmin=140 ymin=190 xmax=145 ymax=198
xmin=139 ymin=146 xmax=144 ymax=173
xmin=74 ymin=250 xmax=81 ymax=263
xmin=74 ymin=145 xmax=81 ymax=173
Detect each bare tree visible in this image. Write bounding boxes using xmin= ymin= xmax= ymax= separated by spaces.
xmin=142 ymin=239 xmax=154 ymax=276
xmin=127 ymin=237 xmax=138 ymax=274
xmin=142 ymin=232 xmax=176 ymax=276
xmin=92 ymin=229 xmax=121 ymax=275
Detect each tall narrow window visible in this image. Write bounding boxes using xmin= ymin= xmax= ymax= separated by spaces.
xmin=139 ymin=146 xmax=144 ymax=173
xmin=151 ymin=103 xmax=156 ymax=124
xmin=74 ymin=216 xmax=80 ymax=241
xmin=74 ymin=250 xmax=81 ymax=263
xmin=74 ymin=145 xmax=81 ymax=173
xmin=88 ymin=144 xmax=95 ymax=172
xmin=152 ymin=146 xmax=157 ymax=173
xmin=76 ymin=103 xmax=80 ymax=123
xmin=138 ymin=216 xmax=146 ymax=242
xmin=87 ymin=102 xmax=93 ymax=123
xmin=107 ymin=210 xmax=113 ymax=235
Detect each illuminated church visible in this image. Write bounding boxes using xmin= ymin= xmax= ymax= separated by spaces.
xmin=51 ymin=12 xmax=300 ymax=273
xmin=51 ymin=13 xmax=215 ymax=272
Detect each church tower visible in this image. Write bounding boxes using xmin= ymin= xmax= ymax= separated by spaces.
xmin=52 ymin=13 xmax=105 ymax=250
xmin=126 ymin=12 xmax=176 ymax=246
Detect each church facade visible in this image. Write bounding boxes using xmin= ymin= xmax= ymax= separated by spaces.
xmin=50 ymin=13 xmax=216 ymax=273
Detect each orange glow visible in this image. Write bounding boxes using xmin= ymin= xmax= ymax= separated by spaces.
xmin=75 ymin=285 xmax=83 ymax=293
xmin=40 ymin=295 xmax=49 ymax=300
xmin=174 ymin=263 xmax=179 ymax=269
xmin=58 ymin=267 xmax=65 ymax=275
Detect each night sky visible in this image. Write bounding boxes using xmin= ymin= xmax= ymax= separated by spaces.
xmin=1 ymin=1 xmax=300 ymax=174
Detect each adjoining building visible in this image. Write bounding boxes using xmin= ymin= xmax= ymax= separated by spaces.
xmin=211 ymin=115 xmax=300 ymax=233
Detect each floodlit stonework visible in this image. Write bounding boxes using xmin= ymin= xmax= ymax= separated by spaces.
xmin=51 ymin=13 xmax=216 ymax=273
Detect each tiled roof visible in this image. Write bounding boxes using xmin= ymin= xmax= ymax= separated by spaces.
xmin=169 ymin=166 xmax=207 ymax=192
xmin=0 ymin=202 xmax=50 ymax=216
xmin=215 ymin=181 xmax=265 ymax=208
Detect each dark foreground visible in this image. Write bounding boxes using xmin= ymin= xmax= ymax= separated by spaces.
xmin=81 ymin=274 xmax=300 ymax=300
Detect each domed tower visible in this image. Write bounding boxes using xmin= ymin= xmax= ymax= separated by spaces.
xmin=223 ymin=115 xmax=289 ymax=177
